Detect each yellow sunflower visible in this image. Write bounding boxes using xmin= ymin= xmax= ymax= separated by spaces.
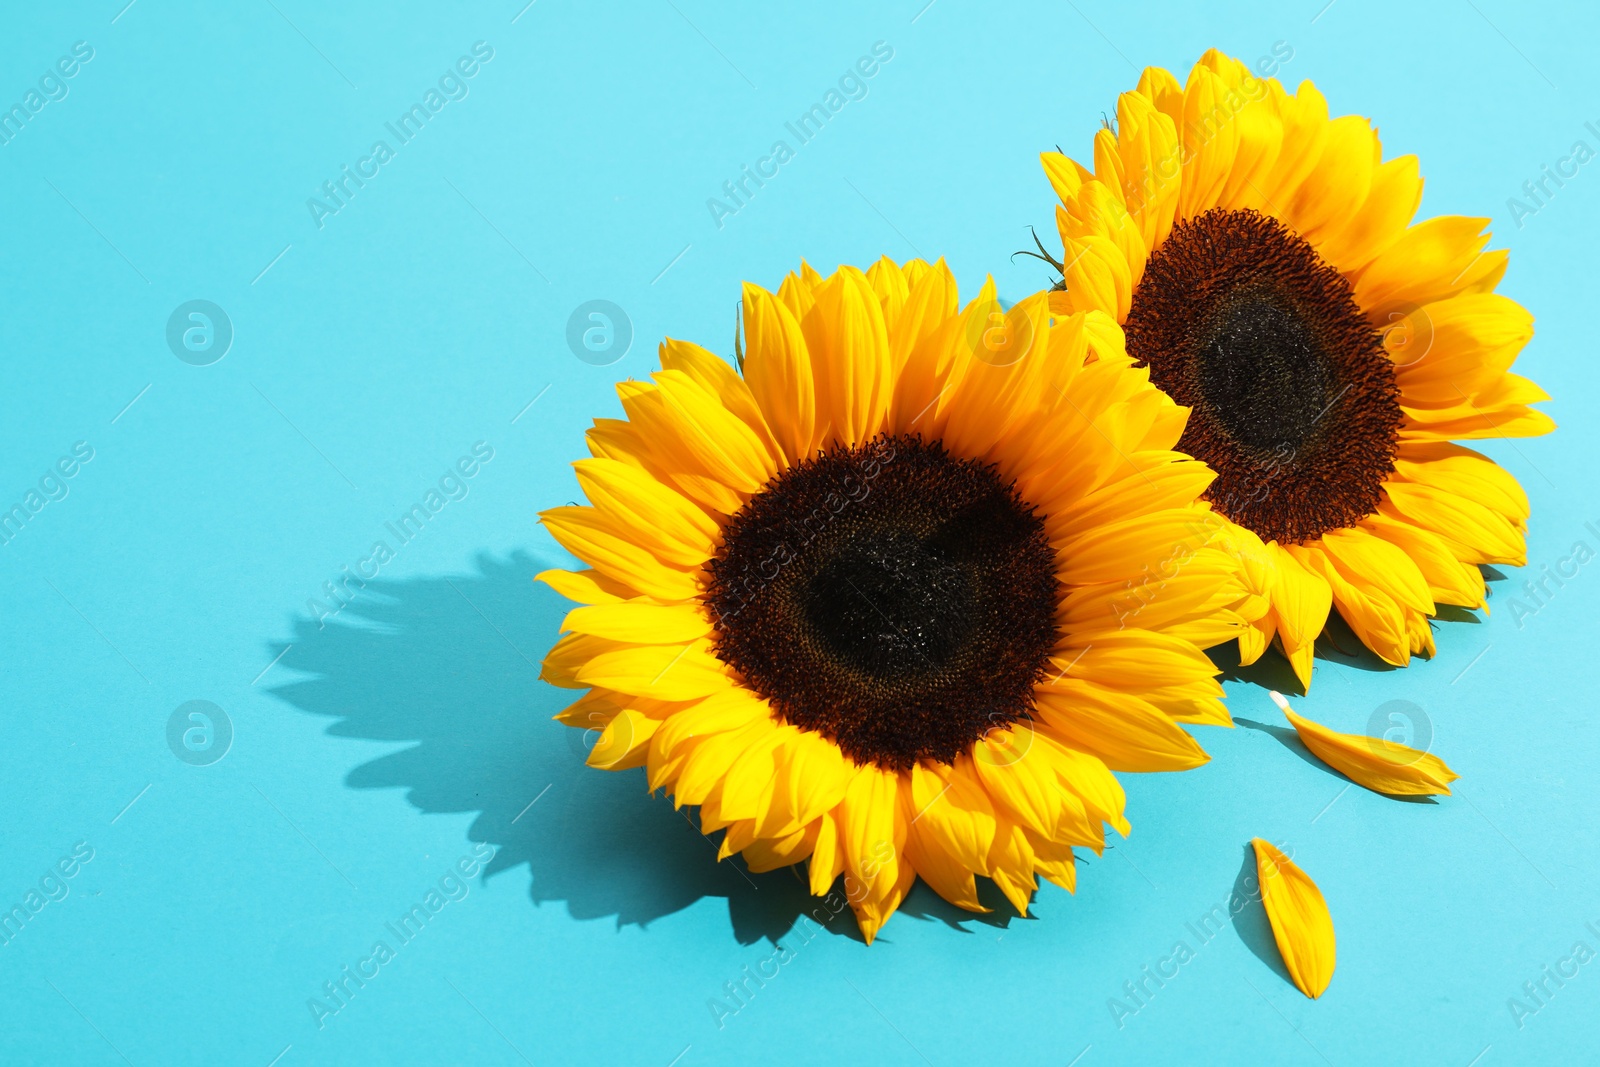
xmin=538 ymin=257 xmax=1263 ymax=941
xmin=1041 ymin=49 xmax=1553 ymax=690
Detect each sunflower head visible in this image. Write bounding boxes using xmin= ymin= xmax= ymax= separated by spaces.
xmin=539 ymin=257 xmax=1262 ymax=941
xmin=1042 ymin=49 xmax=1553 ymax=689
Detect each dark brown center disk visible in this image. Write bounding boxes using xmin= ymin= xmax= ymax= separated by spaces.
xmin=702 ymin=435 xmax=1058 ymax=771
xmin=1123 ymin=208 xmax=1402 ymax=544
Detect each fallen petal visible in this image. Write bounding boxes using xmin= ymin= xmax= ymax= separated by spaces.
xmin=1252 ymin=838 xmax=1336 ymax=999
xmin=1270 ymin=691 xmax=1459 ymax=796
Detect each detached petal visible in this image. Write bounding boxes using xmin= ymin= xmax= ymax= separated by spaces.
xmin=1270 ymin=692 xmax=1458 ymax=796
xmin=1252 ymin=839 xmax=1336 ymax=999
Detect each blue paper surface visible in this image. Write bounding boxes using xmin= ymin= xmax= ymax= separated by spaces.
xmin=0 ymin=1 xmax=1592 ymax=1063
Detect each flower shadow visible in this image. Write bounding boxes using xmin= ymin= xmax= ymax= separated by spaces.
xmin=264 ymin=551 xmax=1011 ymax=946
xmin=1232 ymin=717 xmax=1327 ymax=775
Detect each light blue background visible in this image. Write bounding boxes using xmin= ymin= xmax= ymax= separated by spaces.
xmin=1 ymin=1 xmax=1593 ymax=1064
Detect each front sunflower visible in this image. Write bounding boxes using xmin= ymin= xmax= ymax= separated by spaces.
xmin=1042 ymin=50 xmax=1554 ymax=689
xmin=538 ymin=257 xmax=1261 ymax=941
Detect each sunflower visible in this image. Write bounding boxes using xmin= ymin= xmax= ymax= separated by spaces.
xmin=1040 ymin=49 xmax=1553 ymax=689
xmin=538 ymin=257 xmax=1263 ymax=941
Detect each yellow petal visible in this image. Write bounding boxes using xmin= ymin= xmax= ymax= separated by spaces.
xmin=835 ymin=766 xmax=907 ymax=944
xmin=940 ymin=287 xmax=1053 ymax=460
xmin=1135 ymin=64 xmax=1184 ymax=128
xmin=536 ymin=567 xmax=632 ymax=606
xmin=1353 ymin=215 xmax=1498 ymax=315
xmin=742 ymin=821 xmax=820 ymax=873
xmin=985 ymin=820 xmax=1039 ymax=916
xmin=587 ymin=708 xmax=660 ymax=770
xmin=650 ymin=368 xmax=777 ymax=490
xmin=672 ymin=720 xmax=774 ymax=807
xmin=1041 ymin=149 xmax=1094 ymax=205
xmin=1111 ymin=89 xmax=1181 ymax=250
xmin=1253 ymin=79 xmax=1328 ymax=210
xmin=864 ymin=255 xmax=911 ymax=327
xmin=1393 ymin=441 xmax=1529 ymax=523
xmin=1399 ymin=396 xmax=1555 ymax=443
xmin=741 ymin=283 xmax=818 ymax=461
xmin=1054 ymin=628 xmax=1221 ymax=691
xmin=902 ymin=763 xmax=990 ymax=912
xmin=1264 ymin=542 xmax=1332 ymax=692
xmin=573 ymin=639 xmax=729 ymax=701
xmin=801 ymin=266 xmax=892 ymax=448
xmin=572 ymin=458 xmax=720 ymax=568
xmin=1238 ymin=618 xmax=1270 ymax=665
xmin=768 ymin=728 xmax=850 ymax=833
xmin=1253 ymin=838 xmax=1336 ymax=999
xmin=971 ymin=728 xmax=1080 ymax=841
xmin=1270 ymin=691 xmax=1458 ymax=796
xmin=1319 ymin=526 xmax=1435 ymax=617
xmin=1177 ymin=67 xmax=1239 ymax=220
xmin=776 ymin=264 xmax=818 ymax=330
xmin=808 ymin=810 xmax=845 ymax=897
xmin=1033 ymin=682 xmax=1210 ymax=772
xmin=646 ymin=688 xmax=768 ymax=792
xmin=1287 ymin=542 xmax=1410 ymax=667
xmin=540 ymin=507 xmax=700 ymax=601
xmin=1031 ymin=734 xmax=1131 ymax=838
xmin=888 ymin=257 xmax=959 ymax=374
xmin=1359 ymin=513 xmax=1485 ymax=610
xmin=553 ymin=689 xmax=621 ymax=730
xmin=1285 ymin=115 xmax=1376 ymax=248
xmin=562 ymin=601 xmax=712 ymax=644
xmin=603 ymin=387 xmax=747 ymax=516
xmin=708 ymin=726 xmax=787 ymax=828
xmin=1317 ymin=154 xmax=1421 ymax=272
xmin=1044 ymin=454 xmax=1215 ymax=543
xmin=1381 ymin=481 xmax=1526 ymax=565
xmin=1025 ymin=829 xmax=1080 ymax=894
xmin=1054 ymin=228 xmax=1127 ymax=320
xmin=659 ymin=338 xmax=782 ymax=464
xmin=540 ymin=633 xmax=610 ymax=689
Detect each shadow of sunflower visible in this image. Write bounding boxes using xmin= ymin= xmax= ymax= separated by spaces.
xmin=264 ymin=551 xmax=922 ymax=945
